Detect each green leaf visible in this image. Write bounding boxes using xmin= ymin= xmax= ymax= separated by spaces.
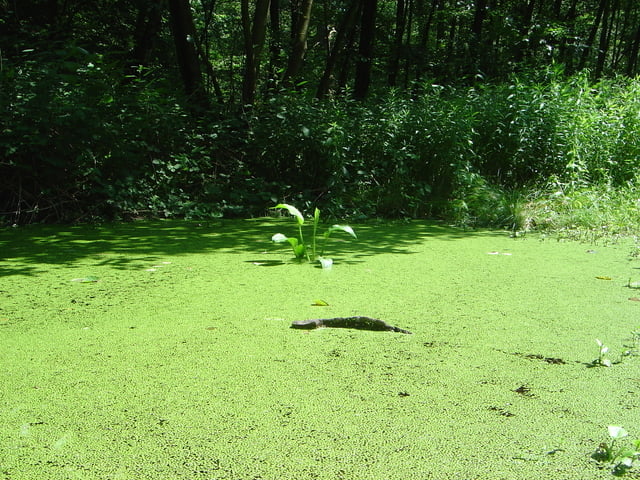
xmin=328 ymin=224 xmax=357 ymax=238
xmin=311 ymin=299 xmax=329 ymax=306
xmin=272 ymin=203 xmax=304 ymax=225
xmin=293 ymin=243 xmax=306 ymax=258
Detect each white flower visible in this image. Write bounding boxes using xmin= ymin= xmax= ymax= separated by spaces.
xmin=271 ymin=233 xmax=288 ymax=243
xmin=319 ymin=257 xmax=333 ymax=269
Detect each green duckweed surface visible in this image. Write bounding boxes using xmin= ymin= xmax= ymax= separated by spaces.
xmin=1 ymin=219 xmax=639 ymax=479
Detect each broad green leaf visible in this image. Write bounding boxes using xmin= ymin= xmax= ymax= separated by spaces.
xmin=286 ymin=237 xmax=299 ymax=248
xmin=272 ymin=204 xmax=304 ymax=225
xmin=293 ymin=244 xmax=306 ymax=258
xmin=329 ymin=224 xmax=357 ymax=238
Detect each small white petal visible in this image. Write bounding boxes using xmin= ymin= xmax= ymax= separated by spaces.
xmin=272 ymin=233 xmax=288 ymax=243
xmin=319 ymin=257 xmax=333 ymax=269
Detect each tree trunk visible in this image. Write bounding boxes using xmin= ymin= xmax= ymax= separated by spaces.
xmin=316 ymin=0 xmax=361 ymax=98
xmin=282 ymin=0 xmax=314 ymax=85
xmin=626 ymin=20 xmax=640 ymax=76
xmin=387 ymin=0 xmax=406 ymax=87
xmin=129 ymin=0 xmax=164 ymax=73
xmin=578 ymin=0 xmax=607 ymax=71
xmin=268 ymin=0 xmax=282 ymax=89
xmin=402 ymin=0 xmax=414 ymax=88
xmin=594 ymin=0 xmax=613 ymax=78
xmin=414 ymin=0 xmax=439 ymax=81
xmin=353 ymin=0 xmax=378 ymax=99
xmin=167 ymin=0 xmax=209 ymax=110
xmin=469 ymin=0 xmax=488 ymax=73
xmin=511 ymin=0 xmax=536 ymax=64
xmin=241 ymin=0 xmax=271 ymax=105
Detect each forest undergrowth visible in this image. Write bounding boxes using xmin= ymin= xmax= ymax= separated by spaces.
xmin=2 ymin=66 xmax=639 ymax=237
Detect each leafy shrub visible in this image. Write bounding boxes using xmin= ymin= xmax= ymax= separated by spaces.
xmin=3 ymin=61 xmax=640 ymax=226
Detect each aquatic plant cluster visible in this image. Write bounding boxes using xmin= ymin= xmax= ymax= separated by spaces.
xmin=270 ymin=203 xmax=356 ymax=268
xmin=593 ymin=426 xmax=640 ymax=475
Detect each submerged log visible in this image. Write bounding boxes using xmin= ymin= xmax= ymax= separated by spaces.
xmin=291 ymin=316 xmax=412 ymax=334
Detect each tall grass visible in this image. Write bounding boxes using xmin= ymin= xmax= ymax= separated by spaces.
xmin=248 ymin=72 xmax=640 ymax=231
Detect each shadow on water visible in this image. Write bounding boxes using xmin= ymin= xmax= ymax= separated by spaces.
xmin=0 ymin=218 xmax=505 ymax=277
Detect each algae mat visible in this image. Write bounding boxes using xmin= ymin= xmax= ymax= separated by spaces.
xmin=1 ymin=219 xmax=639 ymax=480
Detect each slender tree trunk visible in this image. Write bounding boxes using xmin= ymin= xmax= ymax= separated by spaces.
xmin=469 ymin=0 xmax=488 ymax=74
xmin=511 ymin=0 xmax=536 ymax=64
xmin=578 ymin=0 xmax=607 ymax=71
xmin=608 ymin=0 xmax=623 ymax=71
xmin=595 ymin=0 xmax=613 ymax=78
xmin=402 ymin=0 xmax=414 ymax=88
xmin=268 ymin=0 xmax=281 ymax=89
xmin=168 ymin=0 xmax=209 ymax=110
xmin=337 ymin=25 xmax=358 ymax=93
xmin=626 ymin=21 xmax=640 ymax=76
xmin=353 ymin=0 xmax=378 ymax=99
xmin=387 ymin=0 xmax=406 ymax=86
xmin=316 ymin=0 xmax=361 ymax=98
xmin=414 ymin=0 xmax=438 ymax=81
xmin=282 ymin=0 xmax=314 ymax=85
xmin=196 ymin=0 xmax=224 ymax=103
xmin=128 ymin=0 xmax=164 ymax=74
xmin=241 ymin=0 xmax=271 ymax=105
xmin=559 ymin=0 xmax=579 ymax=74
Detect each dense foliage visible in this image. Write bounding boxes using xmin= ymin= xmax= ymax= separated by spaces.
xmin=1 ymin=0 xmax=639 ymax=226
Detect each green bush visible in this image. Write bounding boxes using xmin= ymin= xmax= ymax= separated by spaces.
xmin=2 ymin=62 xmax=639 ymax=226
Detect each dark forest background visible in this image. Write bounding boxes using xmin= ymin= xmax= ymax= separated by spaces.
xmin=1 ymin=0 xmax=639 ymax=227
